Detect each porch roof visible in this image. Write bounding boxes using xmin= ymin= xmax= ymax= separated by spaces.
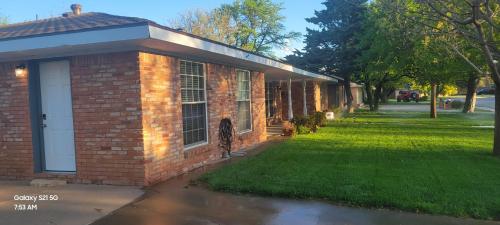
xmin=0 ymin=12 xmax=340 ymax=82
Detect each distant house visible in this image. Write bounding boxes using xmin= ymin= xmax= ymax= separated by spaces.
xmin=0 ymin=4 xmax=355 ymax=186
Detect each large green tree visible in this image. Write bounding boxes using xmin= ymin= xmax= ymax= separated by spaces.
xmin=169 ymin=0 xmax=300 ymax=57
xmin=400 ymin=0 xmax=500 ymax=155
xmin=412 ymin=35 xmax=466 ymax=118
xmin=286 ymin=0 xmax=368 ymax=112
xmin=355 ymin=0 xmax=421 ymax=111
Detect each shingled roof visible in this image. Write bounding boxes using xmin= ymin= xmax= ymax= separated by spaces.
xmin=0 ymin=6 xmax=342 ymax=82
xmin=0 ymin=12 xmax=151 ymax=41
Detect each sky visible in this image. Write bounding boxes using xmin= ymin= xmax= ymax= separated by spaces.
xmin=0 ymin=0 xmax=325 ymax=58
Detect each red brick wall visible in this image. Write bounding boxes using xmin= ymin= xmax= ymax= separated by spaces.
xmin=0 ymin=62 xmax=34 ymax=179
xmin=138 ymin=52 xmax=267 ymax=185
xmin=0 ymin=53 xmax=146 ymax=185
xmin=70 ymin=52 xmax=145 ymax=185
xmin=0 ymin=51 xmax=267 ymax=186
xmin=280 ymin=80 xmax=323 ymax=119
xmin=320 ymin=82 xmax=329 ymax=111
xmin=138 ymin=53 xmax=184 ymax=185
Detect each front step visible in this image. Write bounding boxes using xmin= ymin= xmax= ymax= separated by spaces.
xmin=30 ymin=179 xmax=67 ymax=187
xmin=267 ymin=124 xmax=283 ymax=137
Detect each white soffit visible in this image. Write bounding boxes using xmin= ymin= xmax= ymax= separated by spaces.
xmin=148 ymin=25 xmax=337 ymax=82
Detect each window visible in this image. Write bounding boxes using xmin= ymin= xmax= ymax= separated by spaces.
xmin=236 ymin=70 xmax=252 ymax=132
xmin=180 ymin=60 xmax=207 ymax=147
xmin=265 ymin=82 xmax=276 ymax=118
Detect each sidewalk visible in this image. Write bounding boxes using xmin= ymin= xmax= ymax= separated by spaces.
xmin=90 ymin=150 xmax=500 ymax=225
xmin=0 ymin=181 xmax=143 ymax=225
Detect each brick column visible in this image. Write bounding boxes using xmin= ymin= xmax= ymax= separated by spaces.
xmin=303 ymin=80 xmax=307 ymax=116
xmin=287 ymin=77 xmax=293 ymax=120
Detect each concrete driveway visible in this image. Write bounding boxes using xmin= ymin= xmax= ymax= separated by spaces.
xmin=380 ymin=95 xmax=495 ymax=112
xmin=378 ymin=104 xmax=461 ymax=112
xmin=442 ymin=95 xmax=494 ymax=111
xmin=476 ymin=95 xmax=495 ymax=111
xmin=0 ymin=181 xmax=143 ymax=225
xmin=90 ymin=151 xmax=500 ymax=225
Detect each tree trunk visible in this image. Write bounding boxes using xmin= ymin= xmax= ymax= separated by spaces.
xmin=463 ymin=74 xmax=479 ymax=113
xmin=380 ymin=87 xmax=392 ymax=104
xmin=374 ymin=83 xmax=382 ymax=111
xmin=344 ymin=77 xmax=354 ymax=113
xmin=494 ymin=89 xmax=500 ymax=156
xmin=430 ymin=83 xmax=437 ymax=119
xmin=380 ymin=88 xmax=387 ymax=104
xmin=364 ymin=83 xmax=375 ymax=111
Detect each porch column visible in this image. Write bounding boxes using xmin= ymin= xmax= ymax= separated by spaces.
xmin=288 ymin=76 xmax=293 ymax=120
xmin=303 ymin=79 xmax=308 ymax=116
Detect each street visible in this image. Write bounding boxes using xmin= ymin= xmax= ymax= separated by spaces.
xmin=476 ymin=95 xmax=495 ymax=111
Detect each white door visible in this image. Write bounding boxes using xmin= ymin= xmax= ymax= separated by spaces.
xmin=40 ymin=61 xmax=76 ymax=172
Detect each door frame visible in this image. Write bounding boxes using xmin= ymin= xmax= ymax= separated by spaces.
xmin=28 ymin=58 xmax=76 ymax=173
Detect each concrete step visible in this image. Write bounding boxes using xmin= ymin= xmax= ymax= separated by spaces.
xmin=30 ymin=179 xmax=67 ymax=187
xmin=267 ymin=126 xmax=283 ymax=136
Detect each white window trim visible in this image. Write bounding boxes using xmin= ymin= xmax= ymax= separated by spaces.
xmin=236 ymin=69 xmax=253 ymax=134
xmin=180 ymin=60 xmax=209 ymax=150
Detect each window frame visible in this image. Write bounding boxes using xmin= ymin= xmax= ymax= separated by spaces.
xmin=236 ymin=69 xmax=253 ymax=134
xmin=180 ymin=59 xmax=209 ymax=150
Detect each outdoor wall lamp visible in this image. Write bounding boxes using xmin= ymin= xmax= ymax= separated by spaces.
xmin=15 ymin=64 xmax=26 ymax=77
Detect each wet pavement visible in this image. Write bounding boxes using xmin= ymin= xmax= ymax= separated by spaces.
xmin=90 ymin=144 xmax=500 ymax=225
xmin=0 ymin=181 xmax=143 ymax=225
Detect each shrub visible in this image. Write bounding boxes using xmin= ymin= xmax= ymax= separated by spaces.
xmin=282 ymin=121 xmax=295 ymax=136
xmin=291 ymin=115 xmax=317 ymax=133
xmin=331 ymin=107 xmax=344 ymax=119
xmin=308 ymin=116 xmax=318 ymax=132
xmin=296 ymin=125 xmax=311 ymax=134
xmin=312 ymin=112 xmax=327 ymax=127
xmin=451 ymin=100 xmax=464 ymax=109
xmin=291 ymin=115 xmax=308 ymax=127
xmin=420 ymin=96 xmax=429 ymax=102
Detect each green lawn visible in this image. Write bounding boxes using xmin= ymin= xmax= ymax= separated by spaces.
xmin=201 ymin=111 xmax=500 ymax=220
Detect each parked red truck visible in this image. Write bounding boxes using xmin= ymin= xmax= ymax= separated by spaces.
xmin=397 ymin=90 xmax=420 ymax=102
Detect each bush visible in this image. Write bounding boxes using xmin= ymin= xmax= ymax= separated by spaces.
xmin=331 ymin=107 xmax=344 ymax=119
xmin=312 ymin=112 xmax=327 ymax=127
xmin=291 ymin=115 xmax=309 ymax=127
xmin=291 ymin=115 xmax=318 ymax=133
xmin=451 ymin=100 xmax=464 ymax=109
xmin=420 ymin=96 xmax=429 ymax=101
xmin=296 ymin=125 xmax=311 ymax=134
xmin=282 ymin=121 xmax=296 ymax=136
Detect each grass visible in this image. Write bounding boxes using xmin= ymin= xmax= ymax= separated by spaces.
xmin=201 ymin=111 xmax=500 ymax=220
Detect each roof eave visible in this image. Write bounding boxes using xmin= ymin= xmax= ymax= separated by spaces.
xmin=0 ymin=23 xmax=337 ymax=82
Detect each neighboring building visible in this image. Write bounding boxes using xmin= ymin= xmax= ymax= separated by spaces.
xmin=350 ymin=82 xmax=364 ymax=108
xmin=0 ymin=5 xmax=346 ymax=186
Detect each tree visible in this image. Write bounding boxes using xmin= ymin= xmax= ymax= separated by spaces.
xmin=169 ymin=0 xmax=300 ymax=57
xmin=169 ymin=8 xmax=238 ymax=46
xmin=286 ymin=0 xmax=368 ymax=112
xmin=445 ymin=41 xmax=487 ymax=113
xmin=412 ymin=0 xmax=500 ymax=154
xmin=355 ymin=0 xmax=420 ymax=111
xmin=412 ymin=35 xmax=466 ymax=118
xmin=0 ymin=15 xmax=7 ymax=26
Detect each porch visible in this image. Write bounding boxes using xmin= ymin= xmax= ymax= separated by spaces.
xmin=263 ymin=74 xmax=344 ymax=128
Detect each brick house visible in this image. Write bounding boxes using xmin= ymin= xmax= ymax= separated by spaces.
xmin=0 ymin=5 xmax=345 ymax=186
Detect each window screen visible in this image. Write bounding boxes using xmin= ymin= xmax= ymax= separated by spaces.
xmin=181 ymin=60 xmax=207 ymax=147
xmin=236 ymin=70 xmax=252 ymax=132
